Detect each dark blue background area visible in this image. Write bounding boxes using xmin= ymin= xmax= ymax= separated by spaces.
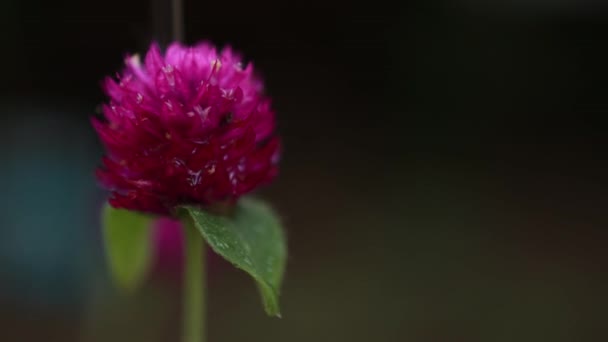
xmin=0 ymin=105 xmax=101 ymax=310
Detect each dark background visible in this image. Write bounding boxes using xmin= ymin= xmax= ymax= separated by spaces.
xmin=1 ymin=0 xmax=607 ymax=341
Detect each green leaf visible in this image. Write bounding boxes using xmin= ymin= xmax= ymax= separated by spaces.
xmin=102 ymin=203 xmax=154 ymax=292
xmin=179 ymin=197 xmax=287 ymax=317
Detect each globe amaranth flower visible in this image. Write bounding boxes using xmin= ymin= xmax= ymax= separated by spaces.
xmin=93 ymin=42 xmax=280 ymax=215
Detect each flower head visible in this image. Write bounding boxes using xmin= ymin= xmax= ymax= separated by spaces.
xmin=93 ymin=42 xmax=280 ymax=215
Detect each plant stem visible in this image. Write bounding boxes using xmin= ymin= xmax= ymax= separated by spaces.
xmin=172 ymin=0 xmax=184 ymax=42
xmin=182 ymin=218 xmax=206 ymax=342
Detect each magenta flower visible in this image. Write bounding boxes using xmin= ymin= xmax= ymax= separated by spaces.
xmin=93 ymin=42 xmax=280 ymax=215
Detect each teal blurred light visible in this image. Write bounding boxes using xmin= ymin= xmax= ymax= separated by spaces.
xmin=0 ymin=101 xmax=101 ymax=309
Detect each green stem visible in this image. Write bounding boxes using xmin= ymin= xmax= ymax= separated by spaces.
xmin=182 ymin=217 xmax=206 ymax=342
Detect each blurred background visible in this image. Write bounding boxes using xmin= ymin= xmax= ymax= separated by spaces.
xmin=1 ymin=0 xmax=607 ymax=341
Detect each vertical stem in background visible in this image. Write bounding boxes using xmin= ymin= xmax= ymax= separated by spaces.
xmin=150 ymin=0 xmax=185 ymax=45
xmin=182 ymin=218 xmax=206 ymax=342
xmin=172 ymin=0 xmax=184 ymax=42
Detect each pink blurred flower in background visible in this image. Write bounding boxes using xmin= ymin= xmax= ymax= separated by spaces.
xmin=152 ymin=218 xmax=222 ymax=280
xmin=152 ymin=217 xmax=184 ymax=277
